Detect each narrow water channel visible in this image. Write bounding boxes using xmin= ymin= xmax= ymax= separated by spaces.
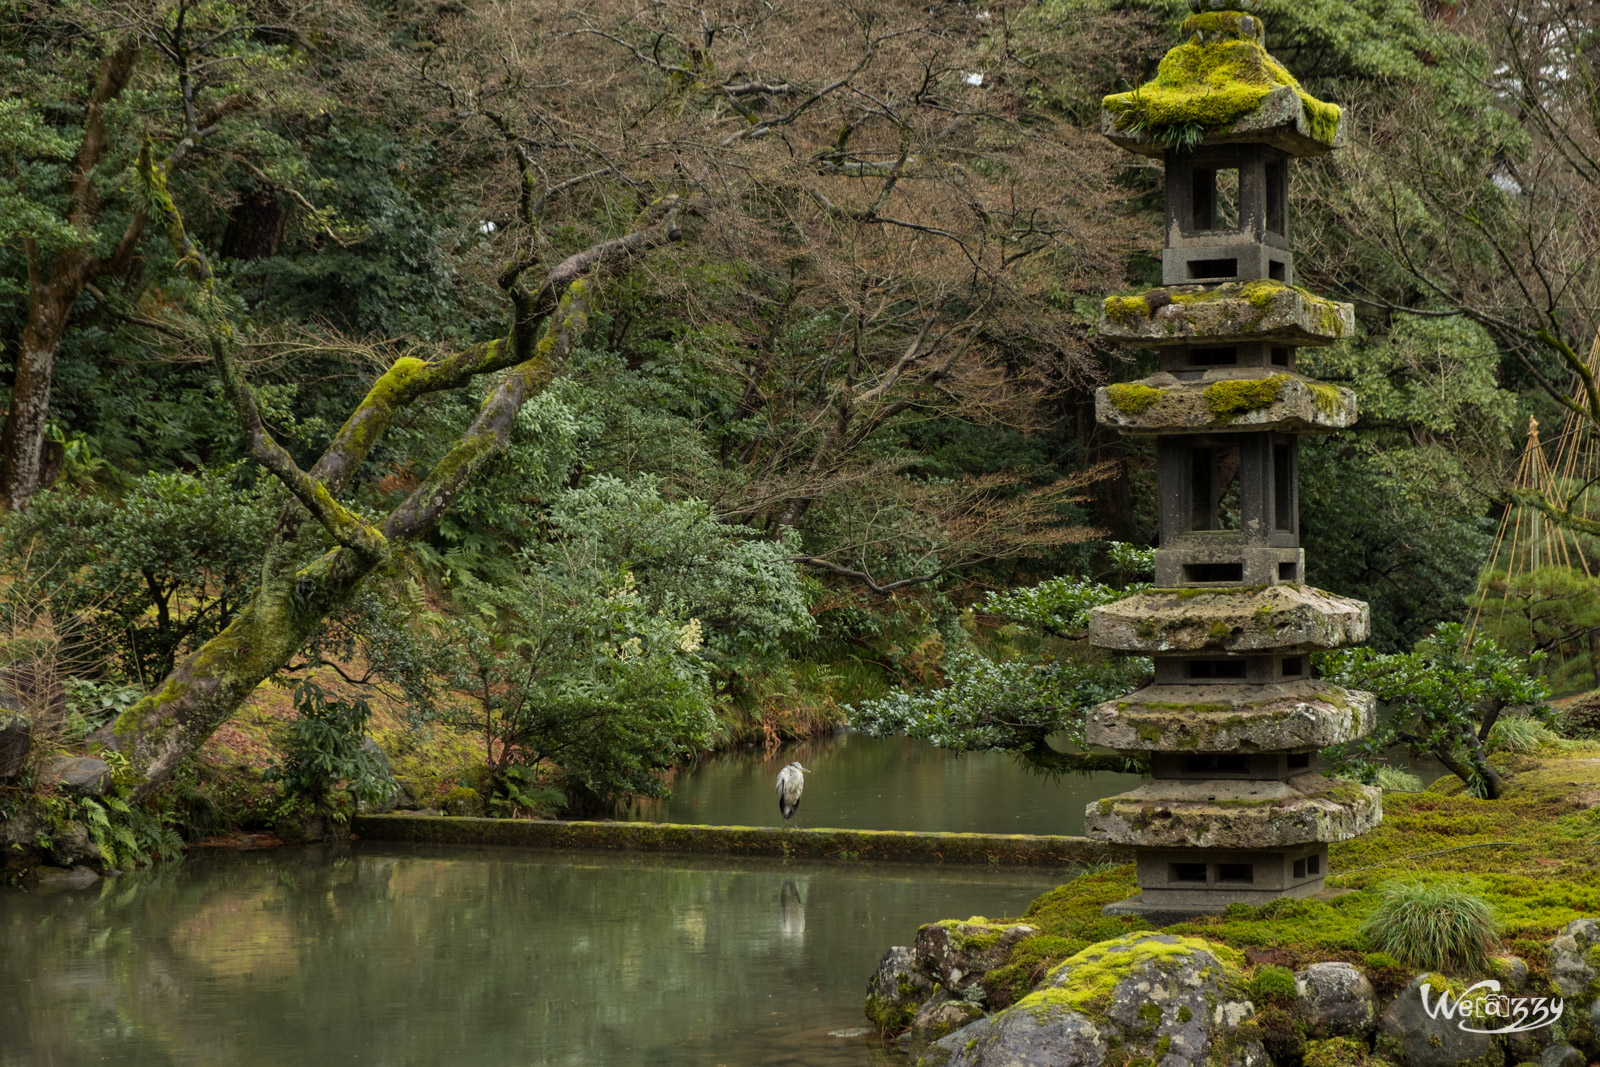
xmin=626 ymin=732 xmax=1147 ymax=836
xmin=0 ymin=843 xmax=1064 ymax=1067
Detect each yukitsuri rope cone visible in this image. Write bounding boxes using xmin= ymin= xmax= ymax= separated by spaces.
xmin=1083 ymin=0 xmax=1380 ymax=921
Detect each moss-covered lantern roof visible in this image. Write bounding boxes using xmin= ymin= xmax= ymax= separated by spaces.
xmin=1100 ymin=11 xmax=1343 ymax=158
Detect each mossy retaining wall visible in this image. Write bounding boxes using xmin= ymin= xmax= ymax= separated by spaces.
xmin=352 ymin=814 xmax=1131 ymax=866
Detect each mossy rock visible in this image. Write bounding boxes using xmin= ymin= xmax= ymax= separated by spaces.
xmin=1101 ymin=10 xmax=1341 ymax=156
xmin=946 ymin=933 xmax=1264 ymax=1066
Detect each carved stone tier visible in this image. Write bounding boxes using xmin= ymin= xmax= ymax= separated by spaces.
xmin=1086 ymin=680 xmax=1376 ymax=752
xmin=1099 ymin=11 xmax=1344 ymax=160
xmin=1083 ymin=773 xmax=1382 ymax=850
xmin=1096 ymin=372 xmax=1357 ymax=435
xmin=1100 ymin=281 xmax=1354 ymax=347
xmin=1089 ymin=584 xmax=1370 ymax=654
xmin=1103 ymin=85 xmax=1346 ymax=159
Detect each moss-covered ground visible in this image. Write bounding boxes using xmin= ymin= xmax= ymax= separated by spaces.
xmin=975 ymin=745 xmax=1600 ymax=1009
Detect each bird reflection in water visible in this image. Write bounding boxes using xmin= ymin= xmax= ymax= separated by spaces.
xmin=779 ymin=880 xmax=806 ymax=943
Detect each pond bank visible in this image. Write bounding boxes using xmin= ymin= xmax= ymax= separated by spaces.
xmin=352 ymin=813 xmax=1130 ymax=866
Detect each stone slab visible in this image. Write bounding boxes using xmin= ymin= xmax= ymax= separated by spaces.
xmin=1089 ymin=584 xmax=1370 ymax=654
xmin=1082 ymin=773 xmax=1382 ymax=849
xmin=1100 ymin=281 xmax=1354 ymax=347
xmin=352 ymin=815 xmax=1131 ymax=867
xmin=1086 ymin=679 xmax=1376 ymax=752
xmin=1096 ymin=372 xmax=1356 ymax=435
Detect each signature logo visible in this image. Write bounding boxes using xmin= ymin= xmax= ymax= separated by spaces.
xmin=1419 ymin=980 xmax=1564 ymax=1034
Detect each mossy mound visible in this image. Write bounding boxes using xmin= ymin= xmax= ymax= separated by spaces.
xmin=1102 ymin=11 xmax=1341 ymax=154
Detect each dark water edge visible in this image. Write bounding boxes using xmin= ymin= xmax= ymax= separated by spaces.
xmin=0 ymin=842 xmax=1064 ymax=1067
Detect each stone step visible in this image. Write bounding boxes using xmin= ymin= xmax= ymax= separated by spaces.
xmin=1082 ymin=773 xmax=1382 ymax=850
xmin=1089 ymin=583 xmax=1369 ymax=653
xmin=1087 ymin=679 xmax=1375 ymax=752
xmin=1097 ymin=372 xmax=1356 ymax=435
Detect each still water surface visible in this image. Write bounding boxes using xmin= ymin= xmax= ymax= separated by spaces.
xmin=0 ymin=843 xmax=1064 ymax=1067
xmin=627 ymin=731 xmax=1146 ymax=836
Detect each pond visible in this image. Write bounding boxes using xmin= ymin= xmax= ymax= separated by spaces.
xmin=625 ymin=732 xmax=1147 ymax=837
xmin=0 ymin=843 xmax=1065 ymax=1067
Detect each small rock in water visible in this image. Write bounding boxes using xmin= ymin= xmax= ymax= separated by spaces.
xmin=36 ymin=865 xmax=100 ymax=890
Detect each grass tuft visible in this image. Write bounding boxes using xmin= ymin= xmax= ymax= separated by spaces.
xmin=1358 ymin=880 xmax=1497 ymax=975
xmin=1373 ymin=765 xmax=1424 ymax=793
xmin=1486 ymin=715 xmax=1564 ymax=754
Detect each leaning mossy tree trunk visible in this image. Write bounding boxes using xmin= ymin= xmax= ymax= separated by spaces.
xmin=109 ymin=142 xmax=688 ymax=798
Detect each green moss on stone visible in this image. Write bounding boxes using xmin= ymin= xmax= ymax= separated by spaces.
xmin=1018 ymin=933 xmax=1245 ymax=1021
xmin=1310 ymin=383 xmax=1344 ymax=416
xmin=1204 ymin=375 xmax=1287 ymax=420
xmin=1104 ymin=295 xmax=1150 ymax=326
xmin=1107 ymin=383 xmax=1165 ymax=414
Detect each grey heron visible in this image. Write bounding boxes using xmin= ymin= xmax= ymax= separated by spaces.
xmin=776 ymin=761 xmax=811 ymax=826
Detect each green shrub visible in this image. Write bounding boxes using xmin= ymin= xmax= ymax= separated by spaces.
xmin=1358 ymin=881 xmax=1497 ymax=975
xmin=264 ymin=679 xmax=396 ymax=822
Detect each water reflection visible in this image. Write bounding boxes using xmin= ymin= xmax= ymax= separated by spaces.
xmin=779 ymin=880 xmax=806 ymax=943
xmin=628 ymin=732 xmax=1148 ymax=836
xmin=1 ymin=843 xmax=1062 ymax=1067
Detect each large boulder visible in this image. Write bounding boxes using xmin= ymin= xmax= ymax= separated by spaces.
xmin=923 ymin=932 xmax=1267 ymax=1067
xmin=43 ymin=756 xmax=111 ymax=798
xmin=1549 ymin=918 xmax=1600 ymax=1055
xmin=913 ymin=918 xmax=1035 ymax=998
xmin=1295 ymin=961 xmax=1377 ymax=1039
xmin=0 ymin=711 xmax=29 ymax=781
xmin=865 ymin=945 xmax=934 ymax=1034
xmin=1376 ymin=974 xmax=1502 ymax=1067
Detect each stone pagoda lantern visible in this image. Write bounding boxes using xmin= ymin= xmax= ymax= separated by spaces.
xmin=1081 ymin=0 xmax=1381 ymax=921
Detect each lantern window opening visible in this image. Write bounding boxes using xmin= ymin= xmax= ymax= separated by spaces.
xmin=1273 ymin=441 xmax=1296 ymax=534
xmin=1190 ymin=444 xmax=1244 ymax=532
xmin=1193 ymin=166 xmax=1241 ymax=231
xmin=1216 ymin=863 xmax=1255 ymax=884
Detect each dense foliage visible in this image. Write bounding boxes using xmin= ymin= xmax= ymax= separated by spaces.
xmin=2 ymin=0 xmax=1596 ymax=835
